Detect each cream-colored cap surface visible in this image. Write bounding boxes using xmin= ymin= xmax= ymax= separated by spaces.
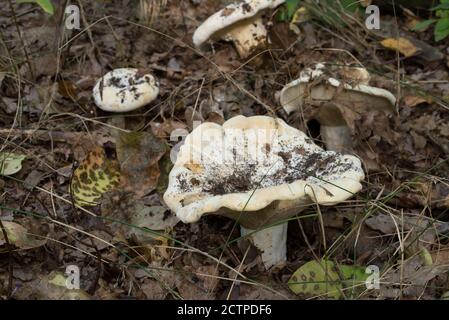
xmin=193 ymin=0 xmax=285 ymax=48
xmin=93 ymin=68 xmax=159 ymax=113
xmin=164 ymin=115 xmax=364 ymax=227
xmin=280 ymin=63 xmax=396 ymax=114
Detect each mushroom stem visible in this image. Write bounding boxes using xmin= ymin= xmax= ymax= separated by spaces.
xmin=320 ymin=125 xmax=353 ymax=153
xmin=240 ymin=223 xmax=288 ymax=269
xmin=225 ymin=16 xmax=267 ymax=58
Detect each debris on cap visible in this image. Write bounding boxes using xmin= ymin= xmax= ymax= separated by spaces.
xmin=193 ymin=0 xmax=285 ymax=58
xmin=164 ymin=115 xmax=364 ymax=225
xmin=280 ymin=63 xmax=396 ymax=115
xmin=93 ymin=68 xmax=159 ymax=113
xmin=163 ymin=115 xmax=364 ymax=268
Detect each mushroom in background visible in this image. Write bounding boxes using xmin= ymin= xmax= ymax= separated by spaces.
xmin=93 ymin=68 xmax=159 ymax=113
xmin=163 ymin=115 xmax=364 ymax=269
xmin=280 ymin=63 xmax=396 ymax=152
xmin=193 ymin=0 xmax=285 ymax=59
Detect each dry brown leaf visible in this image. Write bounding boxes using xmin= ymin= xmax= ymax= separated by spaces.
xmin=176 ymin=276 xmax=214 ymax=300
xmin=140 ymin=279 xmax=168 ymax=299
xmin=0 ymin=221 xmax=46 ymax=249
xmin=116 ymin=131 xmax=166 ymax=197
xmin=150 ymin=119 xmax=187 ymax=139
xmin=239 ymin=283 xmax=292 ymax=300
xmin=411 ymin=131 xmax=427 ymax=149
xmin=196 ymin=265 xmax=220 ymax=293
xmin=402 ymin=8 xmax=421 ymax=30
xmin=440 ymin=123 xmax=449 ymax=137
xmin=431 ymin=248 xmax=449 ymax=265
xmin=403 ymin=95 xmax=432 ymax=107
xmin=381 ymin=37 xmax=419 ymax=58
xmin=411 ymin=115 xmax=438 ymax=132
xmin=58 ymin=80 xmax=78 ymax=99
xmin=379 ymin=255 xmax=449 ymax=299
xmin=365 ymin=213 xmax=449 ymax=251
xmin=415 ymin=182 xmax=449 ymax=209
xmin=12 ymin=271 xmax=90 ymax=300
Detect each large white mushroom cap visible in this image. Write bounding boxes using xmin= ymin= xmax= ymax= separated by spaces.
xmin=280 ymin=63 xmax=396 ymax=114
xmin=163 ymin=115 xmax=365 ymax=229
xmin=193 ymin=0 xmax=285 ymax=58
xmin=93 ymin=68 xmax=159 ymax=113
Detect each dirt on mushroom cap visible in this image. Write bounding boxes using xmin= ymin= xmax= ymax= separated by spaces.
xmin=175 ymin=140 xmax=357 ymax=196
xmin=169 ymin=116 xmax=363 ymax=198
xmin=92 ymin=68 xmax=159 ymax=112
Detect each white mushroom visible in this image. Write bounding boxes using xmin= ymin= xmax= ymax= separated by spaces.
xmin=193 ymin=0 xmax=285 ymax=58
xmin=93 ymin=68 xmax=159 ymax=113
xmin=163 ymin=115 xmax=364 ymax=268
xmin=280 ymin=63 xmax=396 ymax=152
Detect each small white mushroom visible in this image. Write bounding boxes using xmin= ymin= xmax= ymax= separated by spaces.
xmin=193 ymin=0 xmax=285 ymax=59
xmin=93 ymin=68 xmax=159 ymax=113
xmin=280 ymin=63 xmax=396 ymax=152
xmin=163 ymin=115 xmax=364 ymax=268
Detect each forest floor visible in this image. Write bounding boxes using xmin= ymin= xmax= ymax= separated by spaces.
xmin=0 ymin=0 xmax=448 ymax=299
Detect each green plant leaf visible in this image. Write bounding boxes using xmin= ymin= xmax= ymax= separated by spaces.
xmin=286 ymin=0 xmax=301 ymax=20
xmin=431 ymin=3 xmax=449 ymax=11
xmin=420 ymin=247 xmax=433 ymax=266
xmin=340 ymin=0 xmax=362 ymax=13
xmin=435 ymin=17 xmax=449 ymax=41
xmin=0 ymin=152 xmax=26 ymax=176
xmin=288 ymin=259 xmax=368 ymax=299
xmin=435 ymin=0 xmax=449 ymax=18
xmin=17 ymin=0 xmax=54 ymax=15
xmin=412 ymin=19 xmax=437 ymax=31
xmin=70 ymin=147 xmax=121 ymax=206
xmin=277 ymin=0 xmax=301 ymax=22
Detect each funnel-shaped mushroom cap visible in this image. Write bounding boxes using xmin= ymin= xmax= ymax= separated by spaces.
xmin=193 ymin=0 xmax=285 ymax=58
xmin=280 ymin=63 xmax=396 ymax=115
xmin=93 ymin=68 xmax=159 ymax=113
xmin=163 ymin=115 xmax=364 ymax=229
